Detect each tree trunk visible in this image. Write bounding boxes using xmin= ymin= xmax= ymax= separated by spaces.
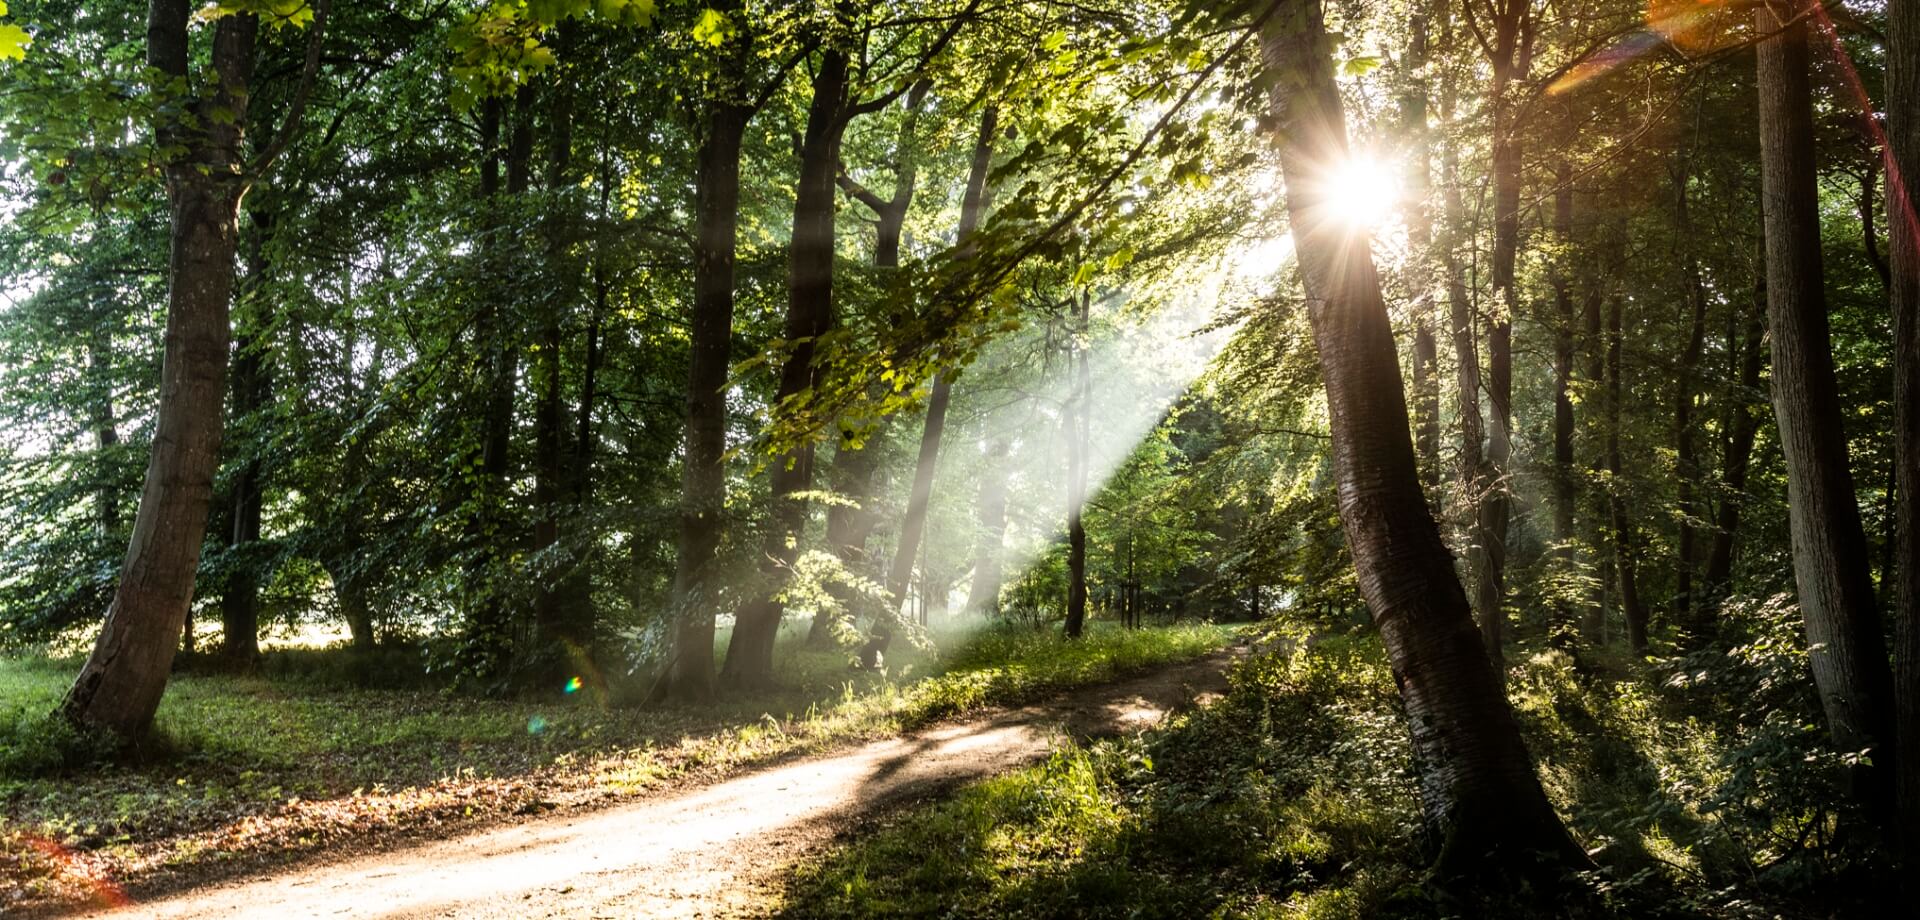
xmin=1755 ymin=0 xmax=1897 ymax=817
xmin=1673 ymin=167 xmax=1709 ymax=629
xmin=721 ymin=49 xmax=850 ymax=691
xmin=860 ymin=105 xmax=1000 ymax=664
xmin=1262 ymin=0 xmax=1588 ymax=883
xmin=1702 ymin=255 xmax=1767 ymax=607
xmin=1064 ymin=290 xmax=1092 ymax=639
xmin=1402 ymin=10 xmax=1440 ymax=489
xmin=1476 ymin=5 xmax=1528 ymax=672
xmin=1881 ymin=0 xmax=1920 ymax=873
xmin=664 ymin=99 xmax=751 ymax=703
xmin=87 ymin=317 xmax=121 ymax=537
xmin=965 ymin=433 xmax=1012 ymax=617
xmin=62 ymin=5 xmax=258 ymax=739
xmin=1551 ymin=168 xmax=1576 ymax=564
xmin=223 ymin=210 xmax=272 ymax=666
xmin=815 ymin=84 xmax=927 ymax=650
xmin=533 ymin=70 xmax=583 ymax=686
xmin=1606 ymin=296 xmax=1649 ymax=655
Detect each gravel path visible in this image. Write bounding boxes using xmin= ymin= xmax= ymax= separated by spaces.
xmin=78 ymin=648 xmax=1239 ymax=919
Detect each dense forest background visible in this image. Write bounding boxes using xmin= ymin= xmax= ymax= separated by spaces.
xmin=0 ymin=0 xmax=1916 ymax=913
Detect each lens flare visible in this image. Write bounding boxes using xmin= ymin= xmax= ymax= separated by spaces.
xmin=1318 ymin=155 xmax=1399 ymax=230
xmin=527 ymin=715 xmax=548 ymax=735
xmin=564 ymin=676 xmax=583 ymax=694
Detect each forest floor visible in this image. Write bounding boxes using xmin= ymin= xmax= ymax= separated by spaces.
xmin=46 ymin=642 xmax=1244 ymax=919
xmin=1 ymin=621 xmax=1238 ymax=917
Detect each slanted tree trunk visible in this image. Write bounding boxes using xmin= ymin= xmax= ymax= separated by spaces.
xmin=721 ymin=49 xmax=850 ymax=691
xmin=62 ymin=5 xmax=264 ymax=739
xmin=1881 ymin=0 xmax=1919 ymax=872
xmin=1755 ymin=0 xmax=1897 ymax=817
xmin=861 ymin=105 xmax=1000 ymax=664
xmin=664 ymin=96 xmax=752 ymax=703
xmin=1262 ymin=0 xmax=1587 ymax=882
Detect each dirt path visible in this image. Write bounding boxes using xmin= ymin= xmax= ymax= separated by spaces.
xmin=76 ymin=648 xmax=1240 ymax=920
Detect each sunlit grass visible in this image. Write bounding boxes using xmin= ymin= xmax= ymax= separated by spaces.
xmin=0 ymin=619 xmax=1236 ymax=910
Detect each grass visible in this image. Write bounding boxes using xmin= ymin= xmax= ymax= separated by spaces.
xmin=0 ymin=618 xmax=1236 ymax=913
xmin=775 ymin=611 xmax=1874 ymax=920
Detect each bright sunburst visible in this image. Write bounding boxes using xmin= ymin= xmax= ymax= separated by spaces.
xmin=1319 ymin=154 xmax=1400 ymax=230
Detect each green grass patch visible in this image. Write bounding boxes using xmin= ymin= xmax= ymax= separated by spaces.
xmin=0 ymin=619 xmax=1235 ymax=910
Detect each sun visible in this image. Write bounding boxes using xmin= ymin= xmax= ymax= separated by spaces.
xmin=1318 ymin=154 xmax=1400 ymax=231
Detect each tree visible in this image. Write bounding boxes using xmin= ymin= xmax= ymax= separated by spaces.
xmin=60 ymin=0 xmax=325 ymax=740
xmin=1883 ymin=0 xmax=1920 ymax=873
xmin=1260 ymin=0 xmax=1588 ymax=883
xmin=1753 ymin=0 xmax=1897 ymax=819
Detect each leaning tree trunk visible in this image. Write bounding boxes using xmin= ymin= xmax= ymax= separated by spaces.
xmin=61 ymin=5 xmax=259 ymax=739
xmin=663 ymin=98 xmax=751 ymax=703
xmin=721 ymin=49 xmax=850 ymax=691
xmin=1882 ymin=0 xmax=1920 ymax=874
xmin=1261 ymin=0 xmax=1588 ymax=883
xmin=1755 ymin=0 xmax=1898 ymax=818
xmin=860 ymin=105 xmax=1001 ymax=665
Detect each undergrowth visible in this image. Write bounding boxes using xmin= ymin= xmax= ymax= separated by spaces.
xmin=780 ymin=600 xmax=1886 ymax=919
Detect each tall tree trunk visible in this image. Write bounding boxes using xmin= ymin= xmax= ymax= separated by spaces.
xmin=860 ymin=105 xmax=999 ymax=664
xmin=1583 ymin=285 xmax=1610 ymax=640
xmin=1262 ymin=0 xmax=1588 ymax=882
xmin=1673 ymin=166 xmax=1709 ymax=630
xmin=87 ymin=314 xmax=121 ymax=537
xmin=721 ymin=49 xmax=850 ymax=690
xmin=664 ymin=98 xmax=751 ymax=703
xmin=1881 ymin=0 xmax=1920 ymax=874
xmin=62 ymin=5 xmax=259 ymax=739
xmin=223 ymin=208 xmax=274 ymax=665
xmin=1402 ymin=9 xmax=1440 ymax=488
xmin=1755 ymin=0 xmax=1898 ymax=818
xmin=965 ymin=433 xmax=1012 ymax=617
xmin=533 ymin=69 xmax=582 ymax=686
xmin=812 ymin=84 xmax=929 ymax=649
xmin=1550 ymin=168 xmax=1576 ymax=563
xmin=1476 ymin=0 xmax=1530 ymax=671
xmin=1064 ymin=290 xmax=1092 ymax=639
xmin=1701 ymin=268 xmax=1767 ymax=606
xmin=1606 ymin=296 xmax=1649 ymax=654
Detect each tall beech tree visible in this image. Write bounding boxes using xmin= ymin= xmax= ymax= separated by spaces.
xmin=1753 ymin=0 xmax=1897 ymax=818
xmin=60 ymin=0 xmax=326 ymax=738
xmin=1884 ymin=0 xmax=1920 ymax=872
xmin=1260 ymin=0 xmax=1587 ymax=881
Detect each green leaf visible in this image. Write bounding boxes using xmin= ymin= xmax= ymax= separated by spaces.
xmin=692 ymin=8 xmax=733 ymax=46
xmin=0 ymin=22 xmax=28 ymax=61
xmin=1341 ymin=55 xmax=1382 ymax=76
